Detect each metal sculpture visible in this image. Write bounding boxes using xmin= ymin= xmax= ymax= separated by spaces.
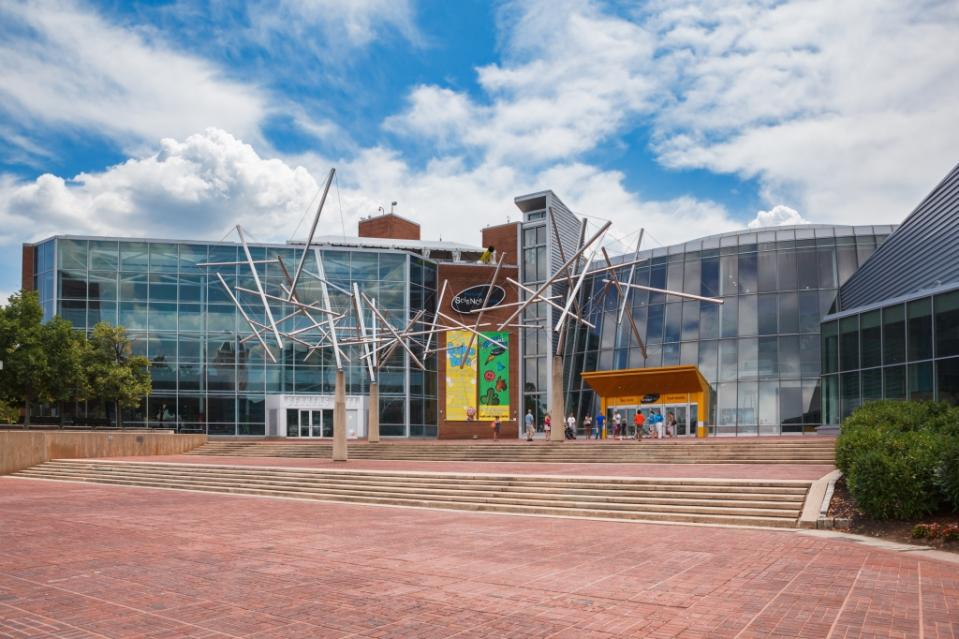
xmin=204 ymin=167 xmax=721 ymax=446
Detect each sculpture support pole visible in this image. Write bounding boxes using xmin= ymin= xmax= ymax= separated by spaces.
xmin=549 ymin=354 xmax=565 ymax=443
xmin=333 ymin=369 xmax=347 ymax=461
xmin=368 ymin=382 xmax=380 ymax=443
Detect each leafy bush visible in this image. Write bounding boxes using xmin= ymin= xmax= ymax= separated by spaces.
xmin=846 ymin=436 xmax=942 ymax=520
xmin=910 ymin=522 xmax=959 ymax=541
xmin=935 ymin=438 xmax=959 ymax=512
xmin=838 ymin=400 xmax=959 ymax=520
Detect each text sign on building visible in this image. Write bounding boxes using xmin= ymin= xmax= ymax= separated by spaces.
xmin=450 ymin=285 xmax=506 ymax=314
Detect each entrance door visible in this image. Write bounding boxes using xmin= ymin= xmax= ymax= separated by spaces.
xmin=664 ymin=405 xmax=692 ymax=436
xmin=320 ymin=409 xmax=333 ymax=437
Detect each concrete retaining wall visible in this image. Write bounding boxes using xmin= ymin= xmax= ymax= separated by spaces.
xmin=0 ymin=431 xmax=207 ymax=475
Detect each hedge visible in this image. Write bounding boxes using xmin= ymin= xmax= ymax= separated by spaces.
xmin=837 ymin=400 xmax=959 ymax=520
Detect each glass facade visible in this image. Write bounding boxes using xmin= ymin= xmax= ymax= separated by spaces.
xmin=39 ymin=236 xmax=436 ymax=436
xmin=564 ymin=225 xmax=894 ymax=435
xmin=821 ymin=285 xmax=959 ymax=423
xmin=520 ymin=222 xmax=549 ymax=427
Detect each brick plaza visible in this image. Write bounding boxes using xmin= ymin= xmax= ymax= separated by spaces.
xmin=2 ymin=475 xmax=957 ymax=639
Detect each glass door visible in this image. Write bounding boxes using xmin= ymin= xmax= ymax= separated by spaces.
xmin=664 ymin=405 xmax=692 ymax=436
xmin=286 ymin=409 xmax=299 ymax=437
xmin=318 ymin=409 xmax=333 ymax=438
xmin=298 ymin=410 xmax=312 ymax=437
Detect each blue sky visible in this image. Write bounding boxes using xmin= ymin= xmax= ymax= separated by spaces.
xmin=1 ymin=0 xmax=958 ymax=301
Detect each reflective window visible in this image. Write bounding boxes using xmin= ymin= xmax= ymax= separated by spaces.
xmin=800 ymin=334 xmax=820 ymax=377
xmin=909 ymin=362 xmax=934 ymax=401
xmin=737 ymin=383 xmax=758 ymax=434
xmin=721 ymin=296 xmax=738 ymax=338
xmin=839 ymin=316 xmax=859 ymax=371
xmin=798 ymin=291 xmax=820 ymax=333
xmin=883 ymin=304 xmax=906 ymax=364
xmin=840 ymin=371 xmax=860 ymax=418
xmin=758 ymin=295 xmax=778 ymax=335
xmin=757 ymin=252 xmax=777 ymax=293
xmin=720 ymin=255 xmax=738 ymax=295
xmin=860 ymin=310 xmax=882 ymax=368
xmin=822 ymin=320 xmax=838 ymax=374
xmin=738 ymin=338 xmax=758 ymax=379
xmin=796 ymin=251 xmax=818 ymax=290
xmin=779 ymin=292 xmax=798 ymax=334
xmin=699 ymin=303 xmax=719 ymax=340
xmin=738 ymin=253 xmax=757 ymax=294
xmin=937 ymin=358 xmax=959 ymax=406
xmin=700 ymin=257 xmax=719 ymax=297
xmin=884 ymin=365 xmax=906 ymax=399
xmin=682 ymin=301 xmax=699 ymax=341
xmin=862 ymin=368 xmax=882 ymax=402
xmin=758 ymin=337 xmax=778 ymax=377
xmin=777 ymin=251 xmax=797 ymax=291
xmin=738 ymin=294 xmax=757 ymax=336
xmin=719 ymin=339 xmax=738 ymax=381
xmin=683 ymin=258 xmax=700 ymax=295
xmin=759 ymin=381 xmax=778 ymax=434
xmin=907 ymin=298 xmax=932 ymax=361
xmin=58 ymin=239 xmax=88 ymax=271
xmin=936 ymin=291 xmax=959 ymax=357
xmin=664 ymin=303 xmax=682 ymax=343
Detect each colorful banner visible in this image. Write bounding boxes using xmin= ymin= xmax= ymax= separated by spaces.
xmin=478 ymin=331 xmax=510 ymax=419
xmin=445 ymin=330 xmax=478 ymax=421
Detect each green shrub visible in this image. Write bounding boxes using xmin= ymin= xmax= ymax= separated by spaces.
xmin=847 ymin=440 xmax=941 ymax=520
xmin=935 ymin=438 xmax=959 ymax=512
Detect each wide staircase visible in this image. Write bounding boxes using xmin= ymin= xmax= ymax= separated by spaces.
xmin=14 ymin=460 xmax=811 ymax=528
xmin=186 ymin=439 xmax=836 ymax=465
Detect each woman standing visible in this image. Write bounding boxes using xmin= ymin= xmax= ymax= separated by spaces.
xmin=544 ymin=413 xmax=552 ymax=439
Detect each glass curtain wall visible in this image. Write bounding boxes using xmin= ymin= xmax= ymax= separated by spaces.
xmin=47 ymin=237 xmax=433 ymax=436
xmin=821 ymin=286 xmax=959 ymax=424
xmin=563 ymin=225 xmax=893 ymax=435
xmin=520 ymin=223 xmax=549 ymax=429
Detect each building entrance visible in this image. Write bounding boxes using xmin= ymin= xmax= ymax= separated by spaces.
xmin=286 ymin=408 xmax=334 ymax=438
xmin=612 ymin=403 xmax=698 ymax=438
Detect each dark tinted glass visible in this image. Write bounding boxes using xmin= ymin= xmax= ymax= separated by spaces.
xmin=701 ymin=257 xmax=720 ymax=297
xmin=822 ymin=320 xmax=839 ymax=374
xmin=909 ymin=362 xmax=934 ymax=400
xmin=935 ymin=291 xmax=959 ymax=357
xmin=937 ymin=358 xmax=959 ymax=406
xmin=796 ymin=251 xmax=818 ymax=290
xmin=907 ymin=298 xmax=932 ymax=361
xmin=839 ymin=316 xmax=859 ymax=371
xmin=862 ymin=368 xmax=882 ymax=402
xmin=884 ymin=365 xmax=906 ymax=399
xmin=882 ymin=305 xmax=906 ymax=364
xmin=860 ymin=310 xmax=881 ymax=368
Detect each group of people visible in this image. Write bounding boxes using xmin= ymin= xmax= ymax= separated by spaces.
xmin=518 ymin=409 xmax=678 ymax=440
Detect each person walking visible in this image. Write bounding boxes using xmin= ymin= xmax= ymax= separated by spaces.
xmin=544 ymin=413 xmax=552 ymax=439
xmin=652 ymin=410 xmax=664 ymax=439
xmin=613 ymin=411 xmax=623 ymax=441
xmin=634 ymin=411 xmax=645 ymax=440
xmin=595 ymin=413 xmax=605 ymax=440
xmin=524 ymin=409 xmax=535 ymax=441
xmin=565 ymin=413 xmax=577 ymax=440
xmin=583 ymin=415 xmax=593 ymax=439
xmin=492 ymin=417 xmax=501 ymax=441
xmin=665 ymin=412 xmax=676 ymax=438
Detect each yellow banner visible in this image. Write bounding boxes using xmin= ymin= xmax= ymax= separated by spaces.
xmin=445 ymin=330 xmax=478 ymax=421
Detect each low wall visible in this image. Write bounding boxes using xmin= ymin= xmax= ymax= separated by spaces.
xmin=0 ymin=431 xmax=208 ymax=475
xmin=438 ymin=422 xmax=519 ymax=440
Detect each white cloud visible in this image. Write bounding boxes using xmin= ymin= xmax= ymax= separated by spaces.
xmin=647 ymin=0 xmax=959 ymax=225
xmin=747 ymin=205 xmax=809 ymax=229
xmin=0 ymin=0 xmax=268 ymax=155
xmin=0 ymin=129 xmax=320 ymax=243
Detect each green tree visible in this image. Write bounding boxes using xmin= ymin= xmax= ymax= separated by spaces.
xmin=85 ymin=322 xmax=152 ymax=429
xmin=41 ymin=316 xmax=91 ymax=427
xmin=0 ymin=291 xmax=50 ymax=427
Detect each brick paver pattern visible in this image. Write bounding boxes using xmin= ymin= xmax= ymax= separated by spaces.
xmin=1 ymin=478 xmax=956 ymax=639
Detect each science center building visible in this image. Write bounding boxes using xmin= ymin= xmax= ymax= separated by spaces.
xmin=20 ymin=161 xmax=959 ymax=437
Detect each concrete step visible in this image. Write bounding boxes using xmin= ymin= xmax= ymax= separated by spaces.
xmin=14 ymin=460 xmax=809 ymax=528
xmin=17 ymin=467 xmax=803 ymax=511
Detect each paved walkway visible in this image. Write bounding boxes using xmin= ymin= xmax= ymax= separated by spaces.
xmin=1 ymin=477 xmax=956 ymax=638
xmin=101 ymin=454 xmax=835 ymax=480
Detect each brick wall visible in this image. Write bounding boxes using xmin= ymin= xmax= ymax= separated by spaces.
xmin=358 ymin=214 xmax=420 ymax=241
xmin=21 ymin=244 xmax=34 ymax=292
xmin=481 ymin=222 xmax=519 ymax=266
xmin=436 ymin=262 xmax=520 ymax=439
